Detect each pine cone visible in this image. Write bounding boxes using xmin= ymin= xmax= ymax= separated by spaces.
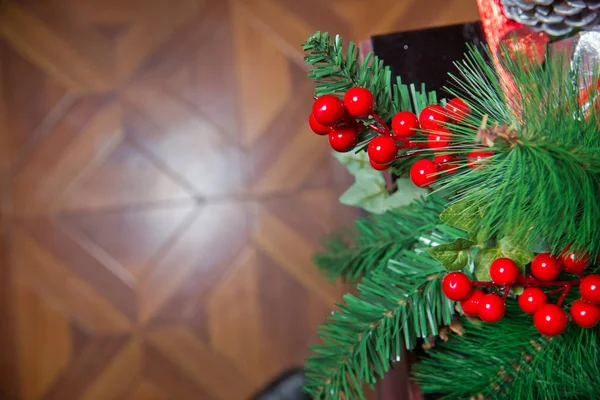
xmin=501 ymin=0 xmax=600 ymax=36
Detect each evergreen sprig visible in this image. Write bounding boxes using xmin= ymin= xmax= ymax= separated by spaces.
xmin=302 ymin=31 xmax=435 ymax=124
xmin=305 ymin=241 xmax=462 ymax=399
xmin=315 ymin=196 xmax=447 ymax=281
xmin=436 ymin=46 xmax=600 ymax=256
xmin=414 ymin=305 xmax=600 ymax=399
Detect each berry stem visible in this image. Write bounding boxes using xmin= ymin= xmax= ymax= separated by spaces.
xmin=557 ymin=285 xmax=572 ymax=307
xmin=369 ymin=113 xmax=393 ymax=137
xmin=502 ymin=285 xmax=511 ymax=300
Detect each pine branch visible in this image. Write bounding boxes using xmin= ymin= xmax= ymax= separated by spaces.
xmin=414 ymin=265 xmax=600 ymax=399
xmin=414 ymin=309 xmax=600 ymax=399
xmin=315 ymin=195 xmax=448 ymax=281
xmin=435 ymin=46 xmax=600 ymax=256
xmin=304 ymin=245 xmax=462 ymax=399
xmin=302 ymin=31 xmax=435 ymax=125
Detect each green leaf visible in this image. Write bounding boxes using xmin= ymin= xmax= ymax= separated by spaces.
xmin=474 ymin=248 xmax=502 ymax=281
xmin=440 ymin=201 xmax=490 ymax=243
xmin=425 ymin=238 xmax=475 ymax=271
xmin=333 ymin=151 xmax=377 ymax=179
xmin=334 ymin=153 xmax=426 ymax=213
xmin=339 ymin=179 xmax=389 ymax=214
xmin=499 ymin=236 xmax=534 ymax=272
xmin=383 ymin=179 xmax=428 ymax=209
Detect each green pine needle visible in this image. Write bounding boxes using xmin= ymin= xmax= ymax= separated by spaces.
xmin=436 ymin=45 xmax=600 ymax=256
xmin=414 ymin=294 xmax=600 ymax=399
xmin=314 ymin=196 xmax=448 ymax=281
xmin=305 ymin=227 xmax=463 ymax=399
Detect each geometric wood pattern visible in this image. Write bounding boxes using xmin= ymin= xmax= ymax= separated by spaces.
xmin=0 ymin=1 xmax=479 ymax=398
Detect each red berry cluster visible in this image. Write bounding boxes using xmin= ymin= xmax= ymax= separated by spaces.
xmin=308 ymin=88 xmax=492 ymax=176
xmin=442 ymin=245 xmax=600 ymax=336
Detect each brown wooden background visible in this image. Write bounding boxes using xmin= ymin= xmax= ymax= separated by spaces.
xmin=0 ymin=1 xmax=479 ymax=399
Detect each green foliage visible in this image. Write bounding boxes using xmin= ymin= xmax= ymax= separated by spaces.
xmin=314 ymin=195 xmax=448 ymax=281
xmin=413 ymin=304 xmax=600 ymax=399
xmin=303 ymin=32 xmax=435 ymax=123
xmin=333 ymin=151 xmax=427 ymax=214
xmin=303 ymin=31 xmax=437 ymax=175
xmin=425 ymin=238 xmax=474 ymax=271
xmin=437 ymin=46 xmax=600 ymax=257
xmin=305 ymin=250 xmax=457 ymax=400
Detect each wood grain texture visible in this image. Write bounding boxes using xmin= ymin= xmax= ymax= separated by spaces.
xmin=0 ymin=0 xmax=479 ymax=398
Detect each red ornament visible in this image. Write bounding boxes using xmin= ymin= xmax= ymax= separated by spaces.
xmin=433 ymin=154 xmax=459 ymax=174
xmin=580 ymin=274 xmax=600 ymax=304
xmin=442 ymin=272 xmax=472 ymax=301
xmin=489 ymin=257 xmax=520 ymax=285
xmin=343 ymin=87 xmax=374 ymax=118
xmin=392 ymin=111 xmax=420 ymax=137
xmin=312 ymin=95 xmax=345 ymax=126
xmin=534 ymin=304 xmax=568 ymax=336
xmin=370 ymin=159 xmax=391 ymax=171
xmin=409 ymin=159 xmax=438 ymax=188
xmin=477 ymin=294 xmax=506 ymax=323
xmin=328 ymin=125 xmax=357 ymax=153
xmin=518 ymin=287 xmax=547 ymax=315
xmin=445 ymin=98 xmax=470 ymax=122
xmin=309 ymin=113 xmax=331 ymax=135
xmin=559 ymin=245 xmax=590 ymax=274
xmin=460 ymin=289 xmax=485 ymax=316
xmin=427 ymin=127 xmax=451 ymax=150
xmin=368 ymin=136 xmax=398 ymax=164
xmin=531 ymin=253 xmax=561 ymax=282
xmin=570 ymin=299 xmax=600 ymax=328
xmin=467 ymin=150 xmax=494 ymax=169
xmin=420 ymin=105 xmax=450 ymax=130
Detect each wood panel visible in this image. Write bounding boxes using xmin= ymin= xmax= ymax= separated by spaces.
xmin=0 ymin=0 xmax=479 ymax=398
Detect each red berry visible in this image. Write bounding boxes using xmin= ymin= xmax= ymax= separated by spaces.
xmin=392 ymin=111 xmax=420 ymax=137
xmin=518 ymin=287 xmax=547 ymax=314
xmin=460 ymin=289 xmax=485 ymax=316
xmin=312 ymin=95 xmax=345 ymax=126
xmin=370 ymin=159 xmax=391 ymax=171
xmin=343 ymin=87 xmax=374 ymax=118
xmin=559 ymin=245 xmax=590 ymax=274
xmin=442 ymin=272 xmax=472 ymax=301
xmin=328 ymin=125 xmax=357 ymax=153
xmin=570 ymin=299 xmax=600 ymax=328
xmin=433 ymin=154 xmax=459 ymax=174
xmin=489 ymin=258 xmax=520 ymax=285
xmin=409 ymin=159 xmax=438 ymax=188
xmin=309 ymin=113 xmax=331 ymax=135
xmin=580 ymin=274 xmax=600 ymax=304
xmin=531 ymin=253 xmax=561 ymax=281
xmin=367 ymin=136 xmax=398 ymax=164
xmin=467 ymin=150 xmax=494 ymax=169
xmin=427 ymin=127 xmax=451 ymax=150
xmin=477 ymin=294 xmax=506 ymax=323
xmin=445 ymin=98 xmax=470 ymax=122
xmin=534 ymin=304 xmax=568 ymax=336
xmin=419 ymin=105 xmax=450 ymax=130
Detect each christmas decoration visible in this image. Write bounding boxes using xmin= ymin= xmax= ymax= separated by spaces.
xmin=570 ymin=299 xmax=600 ymax=328
xmin=502 ymin=0 xmax=600 ymax=36
xmin=328 ymin=125 xmax=357 ymax=152
xmin=301 ymin=6 xmax=600 ymax=395
xmin=343 ymin=87 xmax=374 ymax=117
xmin=533 ymin=304 xmax=568 ymax=336
xmin=518 ymin=287 xmax=547 ymax=314
xmin=409 ymin=159 xmax=438 ymax=188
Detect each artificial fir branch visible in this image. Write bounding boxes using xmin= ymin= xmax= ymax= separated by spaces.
xmin=303 ymin=32 xmax=435 ymax=127
xmin=413 ymin=306 xmax=600 ymax=399
xmin=305 ymin=245 xmax=462 ymax=399
xmin=314 ymin=196 xmax=447 ymax=281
